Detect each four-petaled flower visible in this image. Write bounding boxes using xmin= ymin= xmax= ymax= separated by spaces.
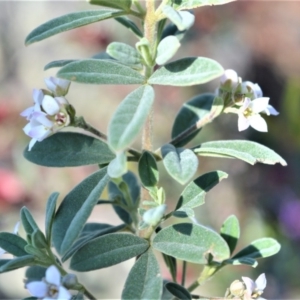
xmin=238 ymin=97 xmax=279 ymax=132
xmin=242 ymin=273 xmax=267 ymax=300
xmin=21 ymin=78 xmax=71 ymax=150
xmin=26 ymin=265 xmax=71 ymax=300
xmin=0 ymin=222 xmax=20 ymax=256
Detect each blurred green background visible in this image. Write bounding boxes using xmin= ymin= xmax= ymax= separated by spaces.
xmin=0 ymin=1 xmax=299 ymax=298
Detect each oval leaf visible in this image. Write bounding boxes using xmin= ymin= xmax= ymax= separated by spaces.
xmin=57 ymin=59 xmax=145 ymax=85
xmin=108 ymin=85 xmax=154 ymax=151
xmin=0 ymin=255 xmax=35 ymax=274
xmin=45 ymin=192 xmax=59 ymax=244
xmin=156 ymin=36 xmax=181 ymax=65
xmin=44 ymin=59 xmax=76 ymax=71
xmin=0 ymin=233 xmax=28 ymax=257
xmin=24 ymin=132 xmax=115 ymax=167
xmin=138 ymin=151 xmax=159 ymax=189
xmin=167 ymin=0 xmax=236 ymax=10
xmin=232 ymin=238 xmax=281 ymax=260
xmin=89 ymin=0 xmax=132 ymax=10
xmin=115 ymin=17 xmax=143 ymax=38
xmin=194 ymin=140 xmax=287 ymax=166
xmin=176 ymin=170 xmax=228 ymax=211
xmin=224 ymin=257 xmax=258 ymax=268
xmin=153 ymin=223 xmax=230 ymax=263
xmin=220 ymin=215 xmax=240 ymax=254
xmin=20 ymin=207 xmax=39 ymax=235
xmin=25 ymin=9 xmax=125 ymax=45
xmin=161 ymin=144 xmax=198 ymax=185
xmin=165 ymin=282 xmax=192 ymax=300
xmin=148 ymin=57 xmax=223 ymax=86
xmin=70 ymin=233 xmax=149 ymax=271
xmin=122 ymin=248 xmax=162 ymax=300
xmin=52 ymin=168 xmax=108 ymax=254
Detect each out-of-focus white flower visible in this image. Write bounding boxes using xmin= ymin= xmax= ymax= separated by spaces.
xmin=238 ymin=97 xmax=278 ymax=132
xmin=241 ymin=81 xmax=263 ymax=99
xmin=0 ymin=222 xmax=20 ymax=256
xmin=242 ymin=273 xmax=267 ymax=300
xmin=26 ymin=265 xmax=71 ymax=300
xmin=143 ymin=204 xmax=167 ymax=226
xmin=45 ymin=77 xmax=70 ymax=97
xmin=220 ymin=69 xmax=240 ymax=88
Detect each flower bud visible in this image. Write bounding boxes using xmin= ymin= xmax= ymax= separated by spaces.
xmin=45 ymin=77 xmax=71 ymax=97
xmin=229 ymin=279 xmax=246 ymax=297
xmin=143 ymin=204 xmax=167 ymax=226
xmin=62 ymin=273 xmax=78 ymax=289
xmin=220 ymin=69 xmax=239 ymax=88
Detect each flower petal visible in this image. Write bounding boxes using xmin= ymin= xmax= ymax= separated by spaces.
xmin=253 ymin=83 xmax=263 ymax=98
xmin=28 ymin=138 xmax=38 ymax=151
xmin=20 ymin=107 xmax=34 ymax=119
xmin=42 ymin=95 xmax=60 ymax=115
xmin=26 ymin=281 xmax=48 ymax=298
xmin=242 ymin=276 xmax=255 ymax=294
xmin=45 ymin=77 xmax=70 ymax=96
xmin=255 ymin=273 xmax=267 ymax=291
xmin=58 ymin=286 xmax=72 ymax=300
xmin=250 ymin=98 xmax=270 ymax=113
xmin=238 ymin=114 xmax=250 ymax=131
xmin=46 ymin=265 xmax=61 ymax=286
xmin=249 ymin=115 xmax=268 ymax=132
xmin=239 ymin=97 xmax=251 ymax=114
xmin=32 ymin=89 xmax=44 ymax=105
xmin=13 ymin=222 xmax=20 ymax=234
xmin=264 ymin=105 xmax=279 ymax=116
xmin=220 ymin=69 xmax=239 ymax=86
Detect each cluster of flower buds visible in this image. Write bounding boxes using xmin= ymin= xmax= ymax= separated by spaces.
xmin=225 ymin=273 xmax=267 ymax=300
xmin=21 ymin=77 xmax=72 ymax=150
xmin=217 ymin=69 xmax=279 ymax=132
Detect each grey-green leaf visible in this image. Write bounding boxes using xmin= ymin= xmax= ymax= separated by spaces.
xmin=0 ymin=255 xmax=35 ymax=274
xmin=194 ymin=140 xmax=287 ymax=166
xmin=161 ymin=144 xmax=198 ymax=185
xmin=153 ymin=223 xmax=230 ymax=263
xmin=115 ymin=17 xmax=143 ymax=38
xmin=24 ymin=132 xmax=115 ymax=167
xmin=167 ymin=0 xmax=235 ymax=10
xmin=45 ymin=192 xmax=59 ymax=244
xmin=138 ymin=151 xmax=159 ymax=189
xmin=156 ymin=36 xmax=181 ymax=65
xmin=0 ymin=233 xmax=28 ymax=257
xmin=20 ymin=207 xmax=39 ymax=235
xmin=70 ymin=233 xmax=149 ymax=271
xmin=57 ymin=59 xmax=145 ymax=85
xmin=148 ymin=57 xmax=223 ymax=86
xmin=25 ymin=9 xmax=125 ymax=45
xmin=108 ymin=85 xmax=154 ymax=151
xmin=176 ymin=171 xmax=228 ymax=212
xmin=44 ymin=60 xmax=76 ymax=71
xmin=88 ymin=0 xmax=132 ymax=11
xmin=232 ymin=238 xmax=281 ymax=260
xmin=107 ymin=152 xmax=127 ymax=178
xmin=220 ymin=215 xmax=240 ymax=254
xmin=172 ymin=93 xmax=219 ymax=147
xmin=224 ymin=257 xmax=258 ymax=268
xmin=165 ymin=282 xmax=192 ymax=300
xmin=122 ymin=248 xmax=162 ymax=300
xmin=107 ymin=42 xmax=142 ymax=68
xmin=52 ymin=168 xmax=108 ymax=254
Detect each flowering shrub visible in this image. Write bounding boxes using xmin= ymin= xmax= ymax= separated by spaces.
xmin=0 ymin=1 xmax=286 ymax=299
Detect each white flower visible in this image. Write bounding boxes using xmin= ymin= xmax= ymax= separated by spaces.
xmin=20 ymin=89 xmax=43 ymax=120
xmin=238 ymin=97 xmax=278 ymax=132
xmin=45 ymin=77 xmax=70 ymax=97
xmin=26 ymin=265 xmax=71 ymax=300
xmin=242 ymin=273 xmax=267 ymax=299
xmin=0 ymin=222 xmax=20 ymax=256
xmin=241 ymin=81 xmax=263 ymax=99
xmin=220 ymin=69 xmax=240 ymax=88
xmin=143 ymin=204 xmax=167 ymax=226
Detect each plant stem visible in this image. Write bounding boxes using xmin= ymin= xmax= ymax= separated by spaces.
xmin=181 ymin=260 xmax=187 ymax=286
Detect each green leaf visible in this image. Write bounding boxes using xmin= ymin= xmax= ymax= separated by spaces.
xmin=115 ymin=17 xmax=143 ymax=38
xmin=52 ymin=168 xmax=108 ymax=255
xmin=162 ymin=5 xmax=195 ymax=31
xmin=161 ymin=281 xmax=174 ymax=300
xmin=153 ymin=223 xmax=230 ymax=263
xmin=107 ymin=42 xmax=142 ymax=68
xmin=165 ymin=282 xmax=192 ymax=300
xmin=232 ymin=238 xmax=281 ymax=260
xmin=171 ymin=93 xmax=219 ymax=147
xmin=0 ymin=233 xmax=28 ymax=257
xmin=161 ymin=144 xmax=198 ymax=185
xmin=44 ymin=59 xmax=76 ymax=71
xmin=45 ymin=192 xmax=58 ymax=245
xmin=194 ymin=140 xmax=287 ymax=166
xmin=25 ymin=266 xmax=47 ymax=282
xmin=31 ymin=230 xmax=47 ymax=249
xmin=220 ymin=215 xmax=240 ymax=255
xmin=122 ymin=248 xmax=162 ymax=300
xmin=70 ymin=233 xmax=149 ymax=271
xmin=175 ymin=171 xmax=228 ymax=212
xmin=25 ymin=9 xmax=125 ymax=45
xmin=224 ymin=257 xmax=258 ymax=268
xmin=89 ymin=0 xmax=132 ymax=11
xmin=156 ymin=36 xmax=181 ymax=65
xmin=108 ymin=85 xmax=154 ymax=151
xmin=57 ymin=59 xmax=145 ymax=85
xmin=138 ymin=151 xmax=159 ymax=189
xmin=148 ymin=57 xmax=223 ymax=86
xmin=108 ymin=171 xmax=140 ymax=224
xmin=172 ymin=207 xmax=194 ymax=218
xmin=24 ymin=132 xmax=115 ymax=167
xmin=162 ymin=254 xmax=177 ymax=282
xmin=0 ymin=255 xmax=35 ymax=273
xmin=20 ymin=207 xmax=39 ymax=235
xmin=62 ymin=223 xmax=126 ymax=262
xmin=107 ymin=152 xmax=127 ymax=178
xmin=167 ymin=0 xmax=236 ymax=10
